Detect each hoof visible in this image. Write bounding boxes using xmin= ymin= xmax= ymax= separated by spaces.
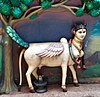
xmin=62 ymin=88 xmax=67 ymax=92
xmin=82 ymin=65 xmax=87 ymax=70
xmin=30 ymin=89 xmax=35 ymax=93
xmin=18 ymin=85 xmax=21 ymax=91
xmin=74 ymin=83 xmax=80 ymax=87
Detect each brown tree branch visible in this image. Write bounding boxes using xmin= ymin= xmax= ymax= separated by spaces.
xmin=0 ymin=14 xmax=7 ymax=26
xmin=52 ymin=0 xmax=70 ymax=7
xmin=22 ymin=6 xmax=41 ymax=18
xmin=59 ymin=5 xmax=79 ymax=15
xmin=10 ymin=0 xmax=81 ymax=26
xmin=82 ymin=3 xmax=86 ymax=10
xmin=26 ymin=7 xmax=43 ymax=18
xmin=10 ymin=6 xmax=41 ymax=26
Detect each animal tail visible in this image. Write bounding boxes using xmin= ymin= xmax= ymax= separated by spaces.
xmin=18 ymin=49 xmax=26 ymax=91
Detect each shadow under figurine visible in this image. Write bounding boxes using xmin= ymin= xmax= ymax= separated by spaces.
xmin=18 ymin=22 xmax=87 ymax=93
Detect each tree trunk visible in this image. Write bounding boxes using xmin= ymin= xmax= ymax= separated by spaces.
xmin=0 ymin=26 xmax=17 ymax=93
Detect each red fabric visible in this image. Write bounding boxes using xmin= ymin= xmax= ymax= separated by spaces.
xmin=69 ymin=39 xmax=72 ymax=44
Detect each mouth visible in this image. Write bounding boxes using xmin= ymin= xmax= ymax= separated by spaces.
xmin=81 ymin=36 xmax=84 ymax=39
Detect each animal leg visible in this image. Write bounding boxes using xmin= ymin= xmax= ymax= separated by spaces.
xmin=26 ymin=66 xmax=36 ymax=92
xmin=32 ymin=67 xmax=38 ymax=80
xmin=61 ymin=64 xmax=67 ymax=92
xmin=69 ymin=65 xmax=79 ymax=87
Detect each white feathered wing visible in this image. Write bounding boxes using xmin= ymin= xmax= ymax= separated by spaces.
xmin=36 ymin=43 xmax=64 ymax=58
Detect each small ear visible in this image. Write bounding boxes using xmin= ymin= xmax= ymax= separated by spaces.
xmin=72 ymin=30 xmax=76 ymax=34
xmin=72 ymin=28 xmax=75 ymax=34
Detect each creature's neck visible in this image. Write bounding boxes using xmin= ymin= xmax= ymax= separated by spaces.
xmin=72 ymin=37 xmax=82 ymax=53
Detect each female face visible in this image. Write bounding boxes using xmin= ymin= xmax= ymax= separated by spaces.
xmin=75 ymin=28 xmax=86 ymax=40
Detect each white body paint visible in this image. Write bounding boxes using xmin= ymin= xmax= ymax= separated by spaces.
xmin=19 ymin=28 xmax=86 ymax=91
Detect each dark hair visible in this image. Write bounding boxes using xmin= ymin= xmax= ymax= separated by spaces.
xmin=72 ymin=22 xmax=87 ymax=32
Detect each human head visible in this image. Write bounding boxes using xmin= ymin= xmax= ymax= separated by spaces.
xmin=72 ymin=22 xmax=87 ymax=41
xmin=72 ymin=22 xmax=87 ymax=34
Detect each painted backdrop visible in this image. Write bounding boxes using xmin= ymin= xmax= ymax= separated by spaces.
xmin=12 ymin=11 xmax=100 ymax=84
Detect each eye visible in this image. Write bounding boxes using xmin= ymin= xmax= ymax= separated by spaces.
xmin=83 ymin=31 xmax=86 ymax=33
xmin=78 ymin=31 xmax=82 ymax=33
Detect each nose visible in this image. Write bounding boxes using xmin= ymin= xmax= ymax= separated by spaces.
xmin=82 ymin=33 xmax=85 ymax=36
xmin=82 ymin=32 xmax=86 ymax=36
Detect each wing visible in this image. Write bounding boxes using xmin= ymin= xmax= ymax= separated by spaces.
xmin=36 ymin=43 xmax=64 ymax=58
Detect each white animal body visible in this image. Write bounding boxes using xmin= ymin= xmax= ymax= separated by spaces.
xmin=19 ymin=27 xmax=86 ymax=92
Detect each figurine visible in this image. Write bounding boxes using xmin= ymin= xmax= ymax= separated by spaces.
xmin=18 ymin=23 xmax=87 ymax=92
xmin=33 ymin=74 xmax=48 ymax=93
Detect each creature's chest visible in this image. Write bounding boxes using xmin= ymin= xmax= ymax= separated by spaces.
xmin=72 ymin=45 xmax=80 ymax=58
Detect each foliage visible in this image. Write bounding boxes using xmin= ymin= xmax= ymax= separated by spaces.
xmin=0 ymin=0 xmax=9 ymax=3
xmin=90 ymin=9 xmax=100 ymax=17
xmin=21 ymin=0 xmax=33 ymax=5
xmin=41 ymin=0 xmax=51 ymax=9
xmin=19 ymin=2 xmax=28 ymax=12
xmin=75 ymin=8 xmax=84 ymax=16
xmin=29 ymin=13 xmax=38 ymax=19
xmin=6 ymin=26 xmax=29 ymax=48
xmin=0 ymin=0 xmax=99 ymax=19
xmin=10 ymin=0 xmax=20 ymax=7
xmin=0 ymin=0 xmax=99 ymax=48
xmin=0 ymin=0 xmax=34 ymax=18
xmin=82 ymin=0 xmax=100 ymax=17
xmin=0 ymin=4 xmax=11 ymax=16
xmin=12 ymin=7 xmax=23 ymax=18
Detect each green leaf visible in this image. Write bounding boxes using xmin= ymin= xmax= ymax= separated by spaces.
xmin=0 ymin=0 xmax=2 ymax=3
xmin=12 ymin=7 xmax=23 ymax=18
xmin=81 ymin=0 xmax=88 ymax=4
xmin=0 ymin=4 xmax=11 ymax=16
xmin=75 ymin=8 xmax=84 ymax=16
xmin=93 ymin=0 xmax=100 ymax=9
xmin=41 ymin=0 xmax=51 ymax=9
xmin=10 ymin=0 xmax=20 ymax=7
xmin=90 ymin=9 xmax=100 ymax=17
xmin=86 ymin=2 xmax=93 ymax=10
xmin=21 ymin=0 xmax=33 ymax=6
xmin=19 ymin=2 xmax=28 ymax=12
xmin=0 ymin=0 xmax=9 ymax=3
xmin=6 ymin=26 xmax=29 ymax=48
xmin=29 ymin=13 xmax=38 ymax=19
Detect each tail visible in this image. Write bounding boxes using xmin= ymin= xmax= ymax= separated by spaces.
xmin=18 ymin=49 xmax=26 ymax=91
